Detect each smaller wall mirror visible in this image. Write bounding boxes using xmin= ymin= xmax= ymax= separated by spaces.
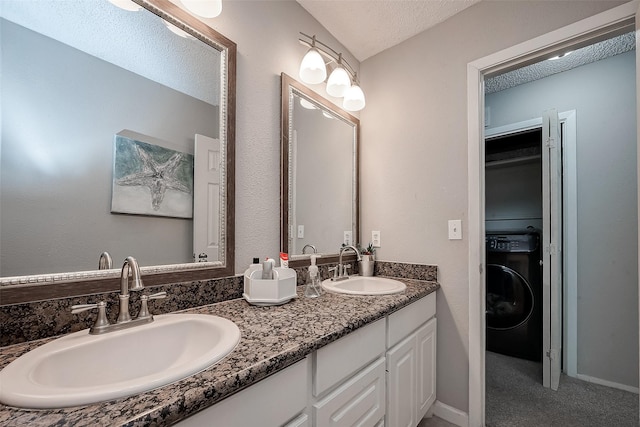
xmin=280 ymin=73 xmax=359 ymax=263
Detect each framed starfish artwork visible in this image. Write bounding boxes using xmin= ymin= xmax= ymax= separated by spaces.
xmin=111 ymin=134 xmax=194 ymax=218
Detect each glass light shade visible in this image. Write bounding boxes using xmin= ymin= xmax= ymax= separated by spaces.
xmin=343 ymin=85 xmax=366 ymax=111
xmin=326 ymin=67 xmax=351 ymax=97
xmin=165 ymin=22 xmax=193 ymax=39
xmin=181 ymin=0 xmax=222 ymax=18
xmin=299 ymin=98 xmax=317 ymax=110
xmin=299 ymin=48 xmax=327 ymax=85
xmin=108 ymin=0 xmax=142 ymax=11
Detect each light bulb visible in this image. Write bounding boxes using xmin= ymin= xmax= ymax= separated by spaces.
xmin=326 ymin=66 xmax=351 ymax=98
xmin=343 ymin=85 xmax=366 ymax=111
xmin=181 ymin=0 xmax=222 ymax=18
xmin=299 ymin=48 xmax=327 ymax=85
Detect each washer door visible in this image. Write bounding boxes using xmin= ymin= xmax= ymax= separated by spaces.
xmin=486 ymin=264 xmax=534 ymax=330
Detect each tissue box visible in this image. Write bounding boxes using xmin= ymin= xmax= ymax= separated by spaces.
xmin=243 ymin=267 xmax=297 ymax=306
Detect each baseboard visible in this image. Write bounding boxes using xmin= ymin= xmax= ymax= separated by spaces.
xmin=574 ymin=373 xmax=639 ymax=394
xmin=431 ymin=400 xmax=469 ymax=427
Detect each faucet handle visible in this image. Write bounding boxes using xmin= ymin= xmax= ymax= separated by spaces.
xmin=137 ymin=291 xmax=167 ymax=320
xmin=148 ymin=291 xmax=167 ymax=300
xmin=328 ymin=266 xmax=338 ymax=279
xmin=343 ymin=264 xmax=351 ymax=276
xmin=71 ymin=303 xmax=99 ymax=314
xmin=71 ymin=301 xmax=110 ymax=331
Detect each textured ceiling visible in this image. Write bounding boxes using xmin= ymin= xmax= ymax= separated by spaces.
xmin=296 ymin=0 xmax=481 ymax=61
xmin=485 ymin=32 xmax=636 ymax=94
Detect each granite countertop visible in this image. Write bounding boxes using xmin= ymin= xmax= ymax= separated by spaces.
xmin=0 ymin=277 xmax=439 ymax=426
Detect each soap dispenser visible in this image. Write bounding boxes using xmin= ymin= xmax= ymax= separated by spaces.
xmin=304 ymin=254 xmax=322 ymax=298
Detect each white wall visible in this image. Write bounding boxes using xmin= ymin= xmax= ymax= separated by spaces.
xmin=486 ymin=51 xmax=638 ymax=389
xmin=359 ymin=0 xmax=626 ymax=413
xmin=193 ymin=1 xmax=360 ymax=271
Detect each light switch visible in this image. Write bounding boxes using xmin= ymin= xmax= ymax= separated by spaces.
xmin=297 ymin=225 xmax=304 ymax=239
xmin=372 ymin=230 xmax=381 ymax=247
xmin=448 ymin=220 xmax=462 ymax=240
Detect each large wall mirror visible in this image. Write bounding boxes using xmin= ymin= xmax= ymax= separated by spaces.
xmin=280 ymin=73 xmax=359 ymax=264
xmin=0 ymin=0 xmax=236 ymax=304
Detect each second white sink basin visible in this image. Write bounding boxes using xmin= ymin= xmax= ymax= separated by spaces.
xmin=0 ymin=313 xmax=240 ymax=409
xmin=322 ymin=276 xmax=406 ymax=295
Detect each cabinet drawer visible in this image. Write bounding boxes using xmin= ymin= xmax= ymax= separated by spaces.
xmin=387 ymin=293 xmax=436 ymax=348
xmin=285 ymin=413 xmax=310 ymax=427
xmin=315 ymin=318 xmax=385 ymax=396
xmin=314 ymin=357 xmax=386 ymax=427
xmin=176 ymin=358 xmax=308 ymax=426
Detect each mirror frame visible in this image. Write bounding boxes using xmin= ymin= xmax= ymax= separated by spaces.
xmin=280 ymin=73 xmax=360 ymax=266
xmin=0 ymin=0 xmax=236 ymax=305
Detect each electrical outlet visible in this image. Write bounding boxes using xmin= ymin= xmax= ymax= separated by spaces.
xmin=372 ymin=230 xmax=381 ymax=247
xmin=448 ymin=220 xmax=462 ymax=240
xmin=297 ymin=225 xmax=304 ymax=239
xmin=344 ymin=231 xmax=352 ymax=246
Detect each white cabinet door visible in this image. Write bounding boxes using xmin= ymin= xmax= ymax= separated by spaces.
xmin=386 ymin=317 xmax=437 ymax=427
xmin=386 ymin=334 xmax=417 ymax=427
xmin=416 ymin=318 xmax=437 ymax=420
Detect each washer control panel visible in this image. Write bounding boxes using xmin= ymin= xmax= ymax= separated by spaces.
xmin=486 ymin=233 xmax=539 ymax=253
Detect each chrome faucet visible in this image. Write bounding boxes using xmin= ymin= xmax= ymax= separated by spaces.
xmin=98 ymin=251 xmax=113 ymax=270
xmin=331 ymin=245 xmax=361 ymax=282
xmin=71 ymin=256 xmax=166 ymax=335
xmin=117 ymin=256 xmax=145 ymax=323
xmin=302 ymin=244 xmax=317 ymax=254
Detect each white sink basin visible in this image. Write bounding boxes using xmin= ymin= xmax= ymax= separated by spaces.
xmin=0 ymin=313 xmax=240 ymax=409
xmin=322 ymin=276 xmax=406 ymax=295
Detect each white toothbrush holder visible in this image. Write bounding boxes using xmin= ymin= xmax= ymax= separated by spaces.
xmin=243 ymin=267 xmax=297 ymax=306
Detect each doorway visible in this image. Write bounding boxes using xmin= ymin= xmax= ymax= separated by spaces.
xmin=467 ymin=3 xmax=639 ymax=426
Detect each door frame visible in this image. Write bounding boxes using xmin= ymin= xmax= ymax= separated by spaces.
xmin=466 ymin=2 xmax=639 ymax=425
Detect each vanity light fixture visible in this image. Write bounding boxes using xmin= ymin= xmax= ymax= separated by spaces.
xmin=326 ymin=55 xmax=351 ymax=97
xmin=298 ymin=32 xmax=366 ymax=111
xmin=181 ymin=0 xmax=222 ymax=18
xmin=299 ymin=36 xmax=327 ymax=85
xmin=343 ymin=84 xmax=366 ymax=112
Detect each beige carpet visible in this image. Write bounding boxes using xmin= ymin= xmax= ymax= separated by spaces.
xmin=420 ymin=352 xmax=638 ymax=427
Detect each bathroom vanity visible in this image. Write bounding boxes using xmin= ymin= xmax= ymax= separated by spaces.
xmin=0 ymin=277 xmax=438 ymax=426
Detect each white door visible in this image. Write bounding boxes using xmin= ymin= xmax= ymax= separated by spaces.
xmin=193 ymin=134 xmax=221 ymax=263
xmin=542 ymin=109 xmax=562 ymax=390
